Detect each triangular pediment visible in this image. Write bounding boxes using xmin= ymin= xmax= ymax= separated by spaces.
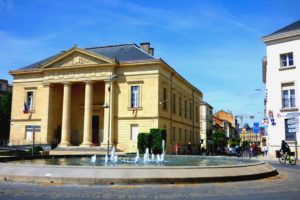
xmin=41 ymin=47 xmax=114 ymax=69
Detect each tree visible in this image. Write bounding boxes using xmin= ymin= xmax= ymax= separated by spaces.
xmin=0 ymin=92 xmax=12 ymax=145
xmin=230 ymin=138 xmax=241 ymax=147
xmin=212 ymin=128 xmax=227 ymax=153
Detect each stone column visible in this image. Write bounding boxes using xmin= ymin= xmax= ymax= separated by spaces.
xmin=81 ymin=81 xmax=93 ymax=146
xmin=42 ymin=83 xmax=53 ymax=144
xmin=102 ymin=80 xmax=114 ymax=148
xmin=59 ymin=82 xmax=71 ymax=146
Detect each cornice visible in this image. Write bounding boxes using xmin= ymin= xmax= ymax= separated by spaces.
xmin=262 ymin=30 xmax=300 ymax=43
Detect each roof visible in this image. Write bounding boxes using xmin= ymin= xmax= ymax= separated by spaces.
xmin=262 ymin=19 xmax=300 ymax=42
xmin=268 ymin=19 xmax=300 ymax=36
xmin=18 ymin=43 xmax=155 ymax=71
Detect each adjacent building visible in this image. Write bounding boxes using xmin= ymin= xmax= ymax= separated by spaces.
xmin=213 ymin=110 xmax=238 ymax=139
xmin=200 ymin=101 xmax=213 ymax=150
xmin=262 ymin=20 xmax=300 ymax=158
xmin=239 ymin=127 xmax=264 ymax=147
xmin=9 ymin=42 xmax=205 ymax=153
xmin=0 ymin=79 xmax=12 ymax=97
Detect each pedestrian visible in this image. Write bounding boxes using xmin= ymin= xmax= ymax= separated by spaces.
xmin=265 ymin=145 xmax=268 ymax=156
xmin=262 ymin=146 xmax=265 ymax=157
xmin=187 ymin=142 xmax=192 ymax=155
xmin=173 ymin=143 xmax=179 ymax=155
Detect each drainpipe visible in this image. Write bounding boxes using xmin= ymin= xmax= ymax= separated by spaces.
xmin=192 ymin=90 xmax=195 ymax=146
xmin=170 ymin=73 xmax=174 ymax=145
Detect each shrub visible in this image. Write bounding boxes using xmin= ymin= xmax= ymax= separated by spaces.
xmin=137 ymin=133 xmax=150 ymax=154
xmin=150 ymin=128 xmax=167 ymax=154
xmin=28 ymin=146 xmax=43 ymax=155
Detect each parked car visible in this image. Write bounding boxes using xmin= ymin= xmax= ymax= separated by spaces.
xmin=227 ymin=146 xmax=241 ymax=156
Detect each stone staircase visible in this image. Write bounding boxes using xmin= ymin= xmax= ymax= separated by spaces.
xmin=50 ymin=146 xmax=125 ymax=155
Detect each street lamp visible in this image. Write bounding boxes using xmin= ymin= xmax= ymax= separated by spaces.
xmin=106 ymin=74 xmax=118 ymax=156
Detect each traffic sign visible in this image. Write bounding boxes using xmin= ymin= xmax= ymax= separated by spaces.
xmin=26 ymin=125 xmax=41 ymax=132
xmin=287 ymin=118 xmax=299 ymax=125
xmin=286 ymin=112 xmax=300 ymax=118
xmin=288 ymin=128 xmax=297 ymax=133
xmin=253 ymin=122 xmax=260 ymax=134
xmin=288 ymin=124 xmax=299 ymax=129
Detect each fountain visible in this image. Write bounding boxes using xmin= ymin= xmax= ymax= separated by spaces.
xmin=156 ymin=154 xmax=161 ymax=163
xmin=90 ymin=155 xmax=96 ymax=163
xmin=104 ymin=154 xmax=108 ymax=164
xmin=143 ymin=148 xmax=150 ymax=163
xmin=110 ymin=146 xmax=116 ymax=162
xmin=151 ymin=154 xmax=155 ymax=161
xmin=0 ymin=138 xmax=277 ymax=185
xmin=134 ymin=152 xmax=139 ymax=163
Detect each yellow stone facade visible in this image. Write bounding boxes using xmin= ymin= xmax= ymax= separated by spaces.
xmin=9 ymin=45 xmax=203 ymax=153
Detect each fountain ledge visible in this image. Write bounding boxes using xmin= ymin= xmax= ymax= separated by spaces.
xmin=0 ymin=161 xmax=278 ymax=185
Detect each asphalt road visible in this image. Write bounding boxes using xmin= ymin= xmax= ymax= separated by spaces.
xmin=0 ymin=160 xmax=299 ymax=200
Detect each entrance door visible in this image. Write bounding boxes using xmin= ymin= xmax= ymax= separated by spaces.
xmin=92 ymin=116 xmax=100 ymax=146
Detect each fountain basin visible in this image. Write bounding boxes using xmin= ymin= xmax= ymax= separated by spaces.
xmin=0 ymin=155 xmax=277 ymax=185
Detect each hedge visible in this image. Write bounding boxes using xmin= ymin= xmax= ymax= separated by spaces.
xmin=137 ymin=133 xmax=151 ymax=154
xmin=150 ymin=128 xmax=167 ymax=154
xmin=137 ymin=128 xmax=167 ymax=154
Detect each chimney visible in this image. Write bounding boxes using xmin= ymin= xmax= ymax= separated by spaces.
xmin=149 ymin=48 xmax=154 ymax=56
xmin=140 ymin=42 xmax=152 ymax=55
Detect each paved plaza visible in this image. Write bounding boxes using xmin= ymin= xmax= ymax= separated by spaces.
xmin=0 ymin=159 xmax=299 ymax=200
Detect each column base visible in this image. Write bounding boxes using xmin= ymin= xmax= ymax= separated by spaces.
xmin=58 ymin=141 xmax=71 ymax=147
xmin=80 ymin=142 xmax=93 ymax=147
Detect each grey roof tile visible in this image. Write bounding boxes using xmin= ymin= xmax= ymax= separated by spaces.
xmin=268 ymin=19 xmax=300 ymax=36
xmin=17 ymin=44 xmax=155 ymax=71
xmin=86 ymin=44 xmax=154 ymax=61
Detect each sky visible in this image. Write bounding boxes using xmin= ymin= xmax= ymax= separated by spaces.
xmin=1 ymin=0 xmax=300 ymax=126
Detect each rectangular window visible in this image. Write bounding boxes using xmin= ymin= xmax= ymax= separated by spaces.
xmin=163 ymin=88 xmax=167 ymax=110
xmin=190 ymin=130 xmax=192 ymax=142
xmin=173 ymin=93 xmax=176 ymax=113
xmin=131 ymin=86 xmax=140 ymax=108
xmin=280 ymin=53 xmax=294 ymax=67
xmin=184 ymin=100 xmax=187 ymax=118
xmin=185 ymin=129 xmax=187 ymax=142
xmin=196 ymin=106 xmax=199 ymax=121
xmin=282 ymin=83 xmax=296 ymax=109
xmin=26 ymin=91 xmax=34 ymax=110
xmin=173 ymin=127 xmax=176 ymax=142
xmin=179 ymin=128 xmax=182 ymax=142
xmin=24 ymin=90 xmax=35 ymax=113
xmin=179 ymin=97 xmax=182 ymax=116
xmin=131 ymin=124 xmax=139 ymax=141
xmin=285 ymin=119 xmax=296 ymax=141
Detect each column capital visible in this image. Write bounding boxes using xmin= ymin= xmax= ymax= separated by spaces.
xmin=42 ymin=82 xmax=52 ymax=87
xmin=62 ymin=81 xmax=72 ymax=86
xmin=83 ymin=80 xmax=94 ymax=84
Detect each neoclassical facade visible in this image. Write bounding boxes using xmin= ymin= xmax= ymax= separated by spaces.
xmin=9 ymin=42 xmax=203 ymax=153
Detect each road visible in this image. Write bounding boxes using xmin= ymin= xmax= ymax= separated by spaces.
xmin=0 ymin=160 xmax=299 ymax=200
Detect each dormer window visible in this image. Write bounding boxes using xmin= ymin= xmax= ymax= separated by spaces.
xmin=280 ymin=53 xmax=294 ymax=67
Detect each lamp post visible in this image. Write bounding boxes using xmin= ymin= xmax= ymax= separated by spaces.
xmin=106 ymin=74 xmax=118 ymax=157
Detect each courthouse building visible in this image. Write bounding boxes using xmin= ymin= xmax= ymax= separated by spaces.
xmin=9 ymin=42 xmax=204 ymax=153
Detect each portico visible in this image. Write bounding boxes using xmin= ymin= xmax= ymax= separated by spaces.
xmin=45 ymin=80 xmax=111 ymax=147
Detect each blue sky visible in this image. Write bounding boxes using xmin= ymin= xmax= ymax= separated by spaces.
xmin=1 ymin=0 xmax=300 ymax=125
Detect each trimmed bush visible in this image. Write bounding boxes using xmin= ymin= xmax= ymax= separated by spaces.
xmin=137 ymin=133 xmax=150 ymax=154
xmin=150 ymin=128 xmax=167 ymax=154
